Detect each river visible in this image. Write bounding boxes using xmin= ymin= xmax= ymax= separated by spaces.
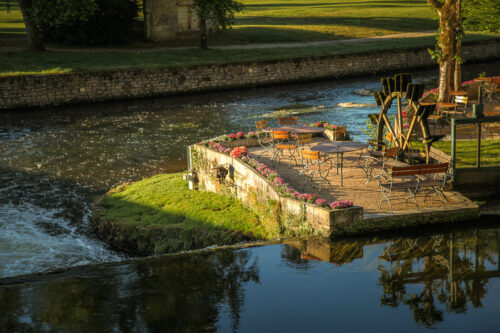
xmin=0 ymin=62 xmax=498 ymax=277
xmin=1 ymin=221 xmax=500 ymax=331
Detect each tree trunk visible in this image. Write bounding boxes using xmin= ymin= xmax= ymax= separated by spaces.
xmin=454 ymin=42 xmax=462 ymax=91
xmin=199 ymin=17 xmax=207 ymax=49
xmin=17 ymin=0 xmax=44 ymax=52
xmin=453 ymin=0 xmax=463 ymax=90
xmin=437 ymin=3 xmax=458 ymax=102
xmin=439 ymin=60 xmax=452 ymax=103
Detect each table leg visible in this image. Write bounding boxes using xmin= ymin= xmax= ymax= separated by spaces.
xmin=340 ymin=152 xmax=344 ymax=187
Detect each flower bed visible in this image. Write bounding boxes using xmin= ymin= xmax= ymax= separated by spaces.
xmin=200 ymin=141 xmax=356 ymax=211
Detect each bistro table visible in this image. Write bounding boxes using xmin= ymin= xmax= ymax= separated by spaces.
xmin=265 ymin=125 xmax=326 ymax=134
xmin=310 ymin=141 xmax=368 ymax=187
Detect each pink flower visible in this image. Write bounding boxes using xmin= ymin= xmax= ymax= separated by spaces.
xmin=330 ymin=200 xmax=354 ymax=209
xmin=314 ymin=199 xmax=329 ymax=207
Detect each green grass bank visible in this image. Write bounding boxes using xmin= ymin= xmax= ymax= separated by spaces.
xmin=93 ymin=173 xmax=273 ymax=256
xmin=413 ymin=140 xmax=500 ymax=167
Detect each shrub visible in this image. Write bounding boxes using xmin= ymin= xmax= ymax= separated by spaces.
xmin=32 ymin=0 xmax=139 ymax=45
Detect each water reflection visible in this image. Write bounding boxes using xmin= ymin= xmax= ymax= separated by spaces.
xmin=2 ymin=222 xmax=500 ymax=332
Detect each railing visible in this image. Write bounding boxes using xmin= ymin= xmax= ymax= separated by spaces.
xmin=450 ymin=106 xmax=500 ymax=176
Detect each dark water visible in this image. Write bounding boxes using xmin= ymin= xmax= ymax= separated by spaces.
xmin=2 ymin=220 xmax=500 ymax=332
xmin=0 ymin=60 xmax=499 ymax=278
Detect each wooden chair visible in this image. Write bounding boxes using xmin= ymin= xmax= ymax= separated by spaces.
xmin=295 ymin=133 xmax=313 ymax=163
xmin=270 ymin=130 xmax=297 ymax=166
xmin=361 ymin=147 xmax=401 ymax=186
xmin=278 ymin=116 xmax=298 ymax=125
xmin=486 ymin=78 xmax=500 ymax=102
xmin=331 ymin=125 xmax=347 ymax=141
xmin=255 ymin=120 xmax=273 ymax=155
xmin=299 ymin=150 xmax=332 ymax=193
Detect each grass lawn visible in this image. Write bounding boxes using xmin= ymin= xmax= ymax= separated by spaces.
xmin=97 ymin=173 xmax=271 ymax=254
xmin=1 ymin=33 xmax=498 ymax=76
xmin=1 ymin=1 xmax=498 ymax=75
xmin=414 ymin=140 xmax=500 ymax=167
xmin=0 ymin=1 xmax=24 ymax=38
xmin=1 ymin=0 xmax=439 ymax=44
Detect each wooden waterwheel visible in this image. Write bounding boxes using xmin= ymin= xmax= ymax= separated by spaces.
xmin=371 ymin=73 xmax=438 ymax=163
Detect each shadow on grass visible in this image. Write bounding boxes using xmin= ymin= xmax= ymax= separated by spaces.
xmin=236 ymin=16 xmax=438 ymax=32
xmin=244 ymin=1 xmax=418 ymax=8
xmin=96 ymin=195 xmax=261 ymax=256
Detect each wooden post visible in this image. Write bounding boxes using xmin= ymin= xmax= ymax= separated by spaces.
xmin=451 ymin=118 xmax=456 ymax=181
xmin=473 ymin=104 xmax=484 ymax=169
xmin=397 ymin=95 xmax=403 ymax=147
xmin=477 ymin=120 xmax=481 ymax=169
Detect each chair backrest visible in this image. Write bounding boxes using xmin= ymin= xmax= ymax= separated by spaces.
xmin=391 ymin=163 xmax=449 ymax=177
xmin=302 ymin=150 xmax=321 ymax=160
xmin=278 ymin=116 xmax=298 ymax=125
xmin=419 ymin=162 xmax=449 ymax=175
xmin=384 ymin=147 xmax=399 ymax=157
xmin=255 ymin=120 xmax=267 ymax=130
xmin=271 ymin=130 xmax=291 ymax=140
xmin=455 ymin=95 xmax=468 ymax=104
xmin=296 ymin=133 xmax=313 ymax=145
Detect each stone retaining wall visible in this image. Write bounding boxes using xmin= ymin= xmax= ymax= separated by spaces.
xmin=2 ymin=39 xmax=499 ymax=110
xmin=191 ymin=144 xmax=363 ymax=238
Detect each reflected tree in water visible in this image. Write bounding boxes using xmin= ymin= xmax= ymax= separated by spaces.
xmin=0 ymin=249 xmax=259 ymax=332
xmin=377 ymin=229 xmax=500 ymax=328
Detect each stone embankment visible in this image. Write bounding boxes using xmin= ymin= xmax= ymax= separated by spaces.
xmin=1 ymin=39 xmax=499 ymax=110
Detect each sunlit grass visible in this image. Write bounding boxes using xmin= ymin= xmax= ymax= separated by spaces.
xmin=414 ymin=140 xmax=500 ymax=167
xmin=1 ymin=33 xmax=498 ymax=76
xmin=102 ymin=173 xmax=269 ymax=239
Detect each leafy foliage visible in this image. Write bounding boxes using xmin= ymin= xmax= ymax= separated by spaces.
xmin=463 ymin=0 xmax=500 ymax=32
xmin=31 ymin=0 xmax=138 ymax=45
xmin=193 ymin=0 xmax=244 ymax=30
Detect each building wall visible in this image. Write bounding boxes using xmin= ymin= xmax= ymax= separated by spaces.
xmin=145 ymin=0 xmax=201 ymax=41
xmin=1 ymin=39 xmax=499 ymax=110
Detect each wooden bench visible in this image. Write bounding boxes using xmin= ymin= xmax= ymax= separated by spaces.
xmin=379 ymin=163 xmax=450 ymax=213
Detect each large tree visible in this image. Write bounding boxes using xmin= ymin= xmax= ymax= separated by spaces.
xmin=193 ymin=0 xmax=244 ymax=49
xmin=427 ymin=0 xmax=500 ymax=102
xmin=427 ymin=0 xmax=462 ymax=103
xmin=17 ymin=0 xmax=44 ymax=51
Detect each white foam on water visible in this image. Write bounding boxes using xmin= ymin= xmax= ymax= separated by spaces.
xmin=0 ymin=202 xmax=123 ymax=278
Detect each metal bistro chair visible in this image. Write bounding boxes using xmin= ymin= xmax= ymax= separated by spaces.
xmin=255 ymin=120 xmax=274 ymax=156
xmin=299 ymin=150 xmax=332 ymax=194
xmin=332 ymin=125 xmax=347 ymax=141
xmin=295 ymin=133 xmax=313 ymax=164
xmin=278 ymin=116 xmax=298 ymax=125
xmin=486 ymin=78 xmax=500 ymax=102
xmin=271 ymin=130 xmax=297 ymax=167
xmin=362 ymin=147 xmax=400 ymax=187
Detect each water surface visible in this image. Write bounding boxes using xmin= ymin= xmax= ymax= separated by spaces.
xmin=1 ymin=221 xmax=499 ymax=332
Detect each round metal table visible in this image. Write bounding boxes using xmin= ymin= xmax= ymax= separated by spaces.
xmin=310 ymin=141 xmax=368 ymax=187
xmin=265 ymin=125 xmax=326 ymax=134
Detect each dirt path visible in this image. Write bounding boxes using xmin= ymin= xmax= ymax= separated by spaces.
xmin=0 ymin=31 xmax=434 ymax=53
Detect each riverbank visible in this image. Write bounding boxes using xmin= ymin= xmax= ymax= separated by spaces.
xmin=93 ymin=173 xmax=276 ymax=255
xmin=2 ymin=38 xmax=499 ymax=110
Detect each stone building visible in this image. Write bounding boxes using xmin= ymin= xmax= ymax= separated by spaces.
xmin=144 ymin=0 xmax=214 ymax=41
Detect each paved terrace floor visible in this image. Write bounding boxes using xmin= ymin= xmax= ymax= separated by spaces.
xmin=249 ymin=138 xmax=477 ymax=219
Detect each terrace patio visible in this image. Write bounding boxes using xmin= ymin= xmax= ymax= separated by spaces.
xmin=248 ymin=136 xmax=477 ymax=219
